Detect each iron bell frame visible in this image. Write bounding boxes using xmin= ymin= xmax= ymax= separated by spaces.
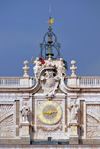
xmin=39 ymin=26 xmax=61 ymax=59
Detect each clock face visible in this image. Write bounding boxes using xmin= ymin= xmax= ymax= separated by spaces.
xmin=38 ymin=101 xmax=62 ymax=125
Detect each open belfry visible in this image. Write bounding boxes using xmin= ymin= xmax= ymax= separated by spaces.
xmin=0 ymin=16 xmax=100 ymax=149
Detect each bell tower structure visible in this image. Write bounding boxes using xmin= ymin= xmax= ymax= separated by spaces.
xmin=39 ymin=17 xmax=61 ymax=59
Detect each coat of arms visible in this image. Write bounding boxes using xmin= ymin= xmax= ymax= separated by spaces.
xmin=41 ymin=70 xmax=60 ymax=99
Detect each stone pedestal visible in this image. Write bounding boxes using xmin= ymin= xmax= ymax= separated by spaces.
xmin=69 ymin=123 xmax=79 ymax=144
xmin=20 ymin=122 xmax=30 ymax=144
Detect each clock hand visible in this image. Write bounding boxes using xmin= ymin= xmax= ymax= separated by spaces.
xmin=43 ymin=110 xmax=57 ymax=114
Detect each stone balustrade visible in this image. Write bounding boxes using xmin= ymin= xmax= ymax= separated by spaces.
xmin=0 ymin=76 xmax=100 ymax=88
xmin=65 ymin=76 xmax=100 ymax=88
xmin=79 ymin=77 xmax=100 ymax=87
xmin=0 ymin=77 xmax=36 ymax=88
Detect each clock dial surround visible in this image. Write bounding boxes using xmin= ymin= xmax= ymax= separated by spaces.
xmin=38 ymin=101 xmax=62 ymax=125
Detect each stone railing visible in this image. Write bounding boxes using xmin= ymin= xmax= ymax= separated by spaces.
xmin=1 ymin=76 xmax=100 ymax=88
xmin=79 ymin=77 xmax=100 ymax=87
xmin=65 ymin=77 xmax=100 ymax=88
xmin=0 ymin=77 xmax=36 ymax=88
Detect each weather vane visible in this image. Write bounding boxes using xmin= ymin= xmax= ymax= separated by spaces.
xmin=46 ymin=6 xmax=54 ymax=27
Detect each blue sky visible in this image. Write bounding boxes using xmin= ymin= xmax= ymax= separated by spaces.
xmin=0 ymin=0 xmax=100 ymax=77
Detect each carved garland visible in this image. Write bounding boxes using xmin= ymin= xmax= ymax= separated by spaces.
xmin=37 ymin=121 xmax=62 ymax=132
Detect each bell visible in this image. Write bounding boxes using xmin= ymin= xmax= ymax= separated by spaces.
xmin=48 ymin=36 xmax=53 ymax=43
xmin=46 ymin=47 xmax=54 ymax=57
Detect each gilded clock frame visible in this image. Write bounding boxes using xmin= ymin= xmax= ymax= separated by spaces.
xmin=38 ymin=101 xmax=62 ymax=125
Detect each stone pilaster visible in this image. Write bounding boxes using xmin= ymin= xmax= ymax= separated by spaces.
xmin=20 ymin=122 xmax=30 ymax=144
xmin=69 ymin=122 xmax=79 ymax=144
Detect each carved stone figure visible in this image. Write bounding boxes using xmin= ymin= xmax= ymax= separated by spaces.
xmin=41 ymin=70 xmax=60 ymax=99
xmin=20 ymin=102 xmax=30 ymax=122
xmin=58 ymin=58 xmax=66 ymax=77
xmin=68 ymin=100 xmax=79 ymax=123
xmin=33 ymin=57 xmax=42 ymax=77
xmin=44 ymin=58 xmax=55 ymax=67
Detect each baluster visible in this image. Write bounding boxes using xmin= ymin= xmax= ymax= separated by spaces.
xmin=82 ymin=79 xmax=84 ymax=85
xmin=83 ymin=79 xmax=84 ymax=85
xmin=95 ymin=79 xmax=96 ymax=85
xmin=92 ymin=79 xmax=93 ymax=85
xmin=5 ymin=79 xmax=6 ymax=85
xmin=3 ymin=79 xmax=4 ymax=85
xmin=85 ymin=79 xmax=86 ymax=85
xmin=18 ymin=79 xmax=19 ymax=85
xmin=93 ymin=79 xmax=94 ymax=85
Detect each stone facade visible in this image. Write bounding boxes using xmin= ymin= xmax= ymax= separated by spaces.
xmin=0 ymin=58 xmax=100 ymax=148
